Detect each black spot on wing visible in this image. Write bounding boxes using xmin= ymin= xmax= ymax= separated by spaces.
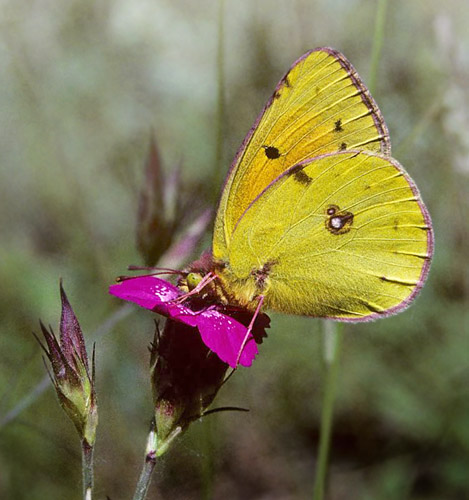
xmin=288 ymin=164 xmax=312 ymax=185
xmin=339 ymin=142 xmax=347 ymax=151
xmin=334 ymin=119 xmax=343 ymax=132
xmin=263 ymin=145 xmax=281 ymax=159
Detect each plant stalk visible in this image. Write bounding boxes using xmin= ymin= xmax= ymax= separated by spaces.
xmin=368 ymin=0 xmax=388 ymax=95
xmin=213 ymin=0 xmax=226 ymax=197
xmin=312 ymin=321 xmax=344 ymax=500
xmin=81 ymin=439 xmax=94 ymax=500
xmin=132 ymin=426 xmax=158 ymax=500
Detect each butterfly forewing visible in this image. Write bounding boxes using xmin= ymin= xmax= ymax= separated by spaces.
xmin=213 ymin=48 xmax=390 ymax=261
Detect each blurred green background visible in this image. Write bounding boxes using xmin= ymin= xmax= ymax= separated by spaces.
xmin=1 ymin=0 xmax=469 ymax=498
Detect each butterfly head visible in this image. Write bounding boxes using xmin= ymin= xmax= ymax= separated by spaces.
xmin=176 ymin=251 xmax=223 ymax=303
xmin=178 ymin=270 xmax=206 ymax=295
xmin=185 ymin=271 xmax=204 ymax=291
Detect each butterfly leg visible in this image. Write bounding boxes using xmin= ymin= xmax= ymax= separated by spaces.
xmin=235 ymin=295 xmax=265 ymax=367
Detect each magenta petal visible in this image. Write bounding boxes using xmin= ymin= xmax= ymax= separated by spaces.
xmin=108 ymin=276 xmax=196 ymax=323
xmin=109 ymin=276 xmax=259 ymax=368
xmin=197 ymin=310 xmax=258 ymax=368
xmin=109 ymin=276 xmax=179 ymax=309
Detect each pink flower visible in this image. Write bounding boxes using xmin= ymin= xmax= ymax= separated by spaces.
xmin=109 ymin=276 xmax=269 ymax=368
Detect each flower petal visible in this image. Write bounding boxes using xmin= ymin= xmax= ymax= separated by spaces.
xmin=109 ymin=276 xmax=259 ymax=367
xmin=109 ymin=276 xmax=193 ymax=321
xmin=196 ymin=309 xmax=258 ymax=368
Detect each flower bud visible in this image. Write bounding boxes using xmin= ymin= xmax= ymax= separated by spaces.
xmin=136 ymin=136 xmax=173 ymax=266
xmin=36 ymin=282 xmax=98 ymax=446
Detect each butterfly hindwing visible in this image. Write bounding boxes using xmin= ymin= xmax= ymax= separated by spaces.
xmin=223 ymin=151 xmax=432 ymax=321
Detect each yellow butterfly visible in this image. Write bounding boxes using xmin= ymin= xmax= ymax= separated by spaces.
xmin=186 ymin=47 xmax=433 ymax=324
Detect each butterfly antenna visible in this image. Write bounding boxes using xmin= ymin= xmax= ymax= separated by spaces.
xmin=127 ymin=265 xmax=185 ymax=276
xmin=116 ymin=266 xmax=185 ymax=283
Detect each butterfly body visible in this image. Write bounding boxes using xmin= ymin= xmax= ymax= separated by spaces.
xmin=181 ymin=253 xmax=261 ymax=312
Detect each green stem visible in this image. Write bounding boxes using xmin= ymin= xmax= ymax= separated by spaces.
xmin=81 ymin=439 xmax=94 ymax=500
xmin=201 ymin=417 xmax=215 ymax=500
xmin=133 ymin=425 xmax=158 ymax=500
xmin=312 ymin=322 xmax=344 ymax=500
xmin=213 ymin=0 xmax=226 ymax=197
xmin=368 ymin=0 xmax=388 ymax=95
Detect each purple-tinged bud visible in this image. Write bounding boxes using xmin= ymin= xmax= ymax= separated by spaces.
xmin=36 ymin=282 xmax=98 ymax=446
xmin=136 ymin=136 xmax=173 ymax=266
xmin=136 ymin=134 xmax=212 ymax=268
